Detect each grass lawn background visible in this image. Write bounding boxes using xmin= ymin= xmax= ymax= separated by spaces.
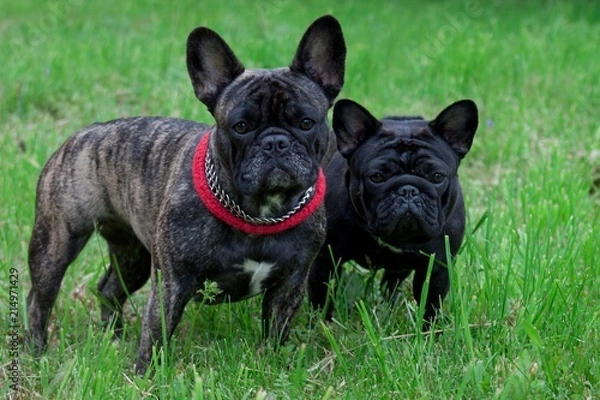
xmin=1 ymin=0 xmax=599 ymax=398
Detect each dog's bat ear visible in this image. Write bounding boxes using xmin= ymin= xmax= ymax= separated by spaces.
xmin=186 ymin=27 xmax=245 ymax=112
xmin=333 ymin=99 xmax=381 ymax=158
xmin=290 ymin=15 xmax=346 ymax=104
xmin=429 ymin=99 xmax=478 ymax=158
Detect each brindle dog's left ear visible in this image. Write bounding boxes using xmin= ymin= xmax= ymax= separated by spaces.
xmin=186 ymin=27 xmax=245 ymax=112
xmin=290 ymin=15 xmax=346 ymax=104
xmin=429 ymin=99 xmax=479 ymax=158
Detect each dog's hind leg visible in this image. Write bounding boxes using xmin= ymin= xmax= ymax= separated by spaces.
xmin=96 ymin=228 xmax=151 ymax=337
xmin=27 ymin=216 xmax=92 ymax=355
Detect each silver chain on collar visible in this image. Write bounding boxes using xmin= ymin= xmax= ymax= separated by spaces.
xmin=204 ymin=151 xmax=315 ymax=225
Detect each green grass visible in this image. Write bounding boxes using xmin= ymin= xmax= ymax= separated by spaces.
xmin=2 ymin=0 xmax=599 ymax=398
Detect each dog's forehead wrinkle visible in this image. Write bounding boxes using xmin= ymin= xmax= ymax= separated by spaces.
xmin=355 ymin=134 xmax=452 ymax=174
xmin=384 ymin=132 xmax=440 ymax=155
xmin=247 ymin=68 xmax=326 ymax=104
xmin=381 ymin=118 xmax=427 ymax=135
xmin=219 ymin=71 xmax=324 ymax=121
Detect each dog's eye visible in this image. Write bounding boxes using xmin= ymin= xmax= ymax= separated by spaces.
xmin=299 ymin=118 xmax=315 ymax=131
xmin=369 ymin=173 xmax=385 ymax=183
xmin=233 ymin=121 xmax=249 ymax=134
xmin=430 ymin=172 xmax=445 ymax=184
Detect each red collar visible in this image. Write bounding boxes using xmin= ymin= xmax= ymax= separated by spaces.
xmin=191 ymin=131 xmax=326 ymax=235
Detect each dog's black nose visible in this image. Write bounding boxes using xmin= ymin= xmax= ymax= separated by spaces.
xmin=399 ymin=185 xmax=420 ymax=198
xmin=261 ymin=134 xmax=291 ymax=154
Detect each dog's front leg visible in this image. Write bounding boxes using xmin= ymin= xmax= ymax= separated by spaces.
xmin=261 ymin=266 xmax=308 ymax=345
xmin=413 ymin=262 xmax=449 ymax=327
xmin=134 ymin=269 xmax=192 ymax=375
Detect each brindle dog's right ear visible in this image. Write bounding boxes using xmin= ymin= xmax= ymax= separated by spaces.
xmin=290 ymin=15 xmax=347 ymax=105
xmin=186 ymin=27 xmax=245 ymax=112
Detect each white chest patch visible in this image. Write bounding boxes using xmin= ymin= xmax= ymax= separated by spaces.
xmin=237 ymin=259 xmax=276 ymax=295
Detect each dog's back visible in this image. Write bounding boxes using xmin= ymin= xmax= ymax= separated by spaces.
xmin=34 ymin=117 xmax=209 ymax=246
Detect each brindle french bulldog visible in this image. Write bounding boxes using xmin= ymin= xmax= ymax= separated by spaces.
xmin=27 ymin=15 xmax=346 ymax=374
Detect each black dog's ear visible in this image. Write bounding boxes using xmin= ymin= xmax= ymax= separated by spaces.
xmin=186 ymin=27 xmax=245 ymax=112
xmin=290 ymin=15 xmax=346 ymax=104
xmin=333 ymin=99 xmax=381 ymax=158
xmin=429 ymin=99 xmax=478 ymax=158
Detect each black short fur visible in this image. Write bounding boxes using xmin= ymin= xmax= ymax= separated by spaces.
xmin=308 ymin=99 xmax=478 ymax=324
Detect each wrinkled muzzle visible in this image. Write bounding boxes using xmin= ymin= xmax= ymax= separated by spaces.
xmin=371 ymin=184 xmax=443 ymax=244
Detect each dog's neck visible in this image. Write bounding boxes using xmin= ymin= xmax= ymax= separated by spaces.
xmin=373 ymin=236 xmax=404 ymax=254
xmin=192 ymin=131 xmax=326 ymax=235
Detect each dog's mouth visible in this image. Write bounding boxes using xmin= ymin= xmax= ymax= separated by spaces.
xmin=198 ymin=135 xmax=323 ymax=230
xmin=392 ymin=215 xmax=437 ymax=243
xmin=370 ymin=189 xmax=442 ymax=244
xmin=258 ymin=164 xmax=299 ymax=191
xmin=252 ymin=165 xmax=313 ymax=217
xmin=192 ymin=131 xmax=326 ymax=234
xmin=373 ymin=217 xmax=436 ymax=246
xmin=239 ymin=150 xmax=315 ymax=197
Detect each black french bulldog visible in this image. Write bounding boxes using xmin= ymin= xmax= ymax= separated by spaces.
xmin=27 ymin=15 xmax=346 ymax=374
xmin=308 ymin=99 xmax=478 ymax=324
